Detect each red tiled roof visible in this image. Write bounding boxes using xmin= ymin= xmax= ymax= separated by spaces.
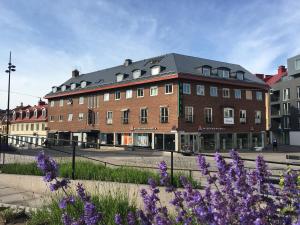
xmin=265 ymin=72 xmax=287 ymax=86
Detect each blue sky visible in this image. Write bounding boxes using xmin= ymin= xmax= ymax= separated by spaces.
xmin=0 ymin=0 xmax=300 ymax=109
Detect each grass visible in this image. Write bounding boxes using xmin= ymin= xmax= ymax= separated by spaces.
xmin=0 ymin=161 xmax=200 ymax=188
xmin=28 ymin=191 xmax=137 ymax=225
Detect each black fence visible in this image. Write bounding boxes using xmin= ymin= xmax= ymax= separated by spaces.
xmin=0 ymin=134 xmax=299 ymax=185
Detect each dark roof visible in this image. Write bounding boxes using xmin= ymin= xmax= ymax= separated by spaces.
xmin=46 ymin=53 xmax=265 ymax=97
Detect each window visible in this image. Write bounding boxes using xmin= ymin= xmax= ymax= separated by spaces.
xmin=297 ymin=118 xmax=300 ymax=129
xmin=42 ymin=109 xmax=47 ymax=118
xmin=246 ymin=90 xmax=252 ymax=100
xmin=283 ymin=102 xmax=290 ymax=115
xmin=140 ymin=108 xmax=148 ymax=124
xmin=121 ymin=110 xmax=129 ymax=124
xmin=183 ymin=83 xmax=191 ymax=94
xmin=88 ymin=95 xmax=98 ymax=108
xmin=116 ymin=73 xmax=124 ymax=82
xmin=26 ymin=110 xmax=30 ymax=118
xmin=59 ymin=99 xmax=64 ymax=107
xmin=283 ymin=88 xmax=290 ymax=101
xmin=165 ymin=84 xmax=173 ymax=94
xmin=196 ymin=85 xmax=205 ymax=96
xmin=104 ymin=93 xmax=110 ymax=101
xmin=255 ymin=111 xmax=262 ymax=124
xmin=59 ymin=115 xmax=63 ymax=122
xmin=295 ymin=59 xmax=300 ymax=70
xmin=106 ymin=111 xmax=113 ymax=124
xmin=81 ymin=81 xmax=87 ymax=88
xmin=204 ymin=108 xmax=213 ymax=124
xmin=71 ymin=83 xmax=76 ymax=90
xmin=236 ymin=72 xmax=244 ymax=80
xmin=240 ymin=110 xmax=246 ymax=123
xmin=137 ymin=88 xmax=144 ymax=98
xmin=297 ymin=101 xmax=300 ymax=114
xmin=61 ymin=85 xmax=67 ymax=92
xmin=185 ymin=106 xmax=194 ymax=123
xmin=87 ymin=110 xmax=95 ymax=125
xmin=31 ymin=124 xmax=34 ymax=131
xmin=224 ymin=108 xmax=234 ymax=124
xmin=79 ymin=97 xmax=84 ymax=105
xmin=26 ymin=124 xmax=29 ymax=131
xmin=202 ymin=66 xmax=211 ymax=76
xmin=283 ymin=117 xmax=290 ymax=129
xmin=160 ymin=107 xmax=169 ymax=123
xmin=218 ymin=69 xmax=230 ymax=78
xmin=115 ymin=91 xmax=121 ymax=100
xmin=42 ymin=123 xmax=45 ymax=130
xmin=133 ymin=70 xmax=141 ymax=79
xmin=256 ymin=91 xmax=263 ymax=101
xmin=126 ymin=90 xmax=133 ymax=99
xmin=49 ymin=116 xmax=55 ymax=122
xmin=50 ymin=101 xmax=55 ymax=107
xmin=210 ymin=86 xmax=218 ymax=97
xmin=78 ymin=113 xmax=84 ymax=121
xmin=151 ymin=66 xmax=161 ymax=75
xmin=52 ymin=87 xmax=57 ymax=93
xmin=67 ymin=98 xmax=73 ymax=105
xmin=150 ymin=86 xmax=158 ymax=96
xmin=297 ymin=87 xmax=300 ymax=99
xmin=68 ymin=114 xmax=73 ymax=121
xmin=34 ymin=109 xmax=38 ymax=118
xmin=235 ymin=89 xmax=241 ymax=99
xmin=223 ymin=88 xmax=230 ymax=98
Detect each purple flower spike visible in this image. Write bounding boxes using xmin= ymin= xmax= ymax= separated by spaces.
xmin=158 ymin=161 xmax=170 ymax=186
xmin=76 ymin=183 xmax=91 ymax=202
xmin=127 ymin=212 xmax=136 ymax=225
xmin=36 ymin=151 xmax=58 ymax=182
xmin=84 ymin=202 xmax=102 ymax=225
xmin=114 ymin=214 xmax=122 ymax=225
xmin=197 ymin=155 xmax=210 ymax=175
xmin=59 ymin=196 xmax=75 ymax=209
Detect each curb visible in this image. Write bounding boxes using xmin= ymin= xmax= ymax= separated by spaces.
xmin=0 ymin=203 xmax=36 ymax=214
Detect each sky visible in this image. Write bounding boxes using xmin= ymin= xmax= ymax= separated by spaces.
xmin=0 ymin=0 xmax=300 ymax=109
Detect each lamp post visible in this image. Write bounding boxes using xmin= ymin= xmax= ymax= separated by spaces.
xmin=4 ymin=51 xmax=16 ymax=157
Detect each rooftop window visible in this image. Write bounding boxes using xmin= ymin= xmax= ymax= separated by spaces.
xmin=61 ymin=85 xmax=67 ymax=92
xmin=116 ymin=73 xmax=124 ymax=82
xmin=81 ymin=81 xmax=87 ymax=88
xmin=133 ymin=70 xmax=142 ymax=79
xmin=70 ymin=83 xmax=77 ymax=90
xmin=202 ymin=66 xmax=211 ymax=76
xmin=151 ymin=66 xmax=161 ymax=75
xmin=218 ymin=68 xmax=230 ymax=78
xmin=236 ymin=71 xmax=244 ymax=80
xmin=52 ymin=86 xmax=58 ymax=93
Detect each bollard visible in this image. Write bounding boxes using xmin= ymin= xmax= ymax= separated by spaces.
xmin=72 ymin=142 xmax=76 ymax=180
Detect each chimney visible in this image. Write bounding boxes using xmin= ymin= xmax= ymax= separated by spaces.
xmin=20 ymin=102 xmax=23 ymax=107
xmin=124 ymin=59 xmax=132 ymax=67
xmin=72 ymin=69 xmax=80 ymax=78
xmin=38 ymin=99 xmax=46 ymax=106
xmin=277 ymin=65 xmax=286 ymax=75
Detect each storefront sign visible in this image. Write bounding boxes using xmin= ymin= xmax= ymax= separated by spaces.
xmin=224 ymin=118 xmax=234 ymax=125
xmin=133 ymin=127 xmax=157 ymax=131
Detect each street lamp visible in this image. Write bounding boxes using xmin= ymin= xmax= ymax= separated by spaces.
xmin=4 ymin=51 xmax=16 ymax=151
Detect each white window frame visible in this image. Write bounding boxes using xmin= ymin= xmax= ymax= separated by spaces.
xmin=150 ymin=86 xmax=158 ymax=96
xmin=133 ymin=70 xmax=141 ymax=79
xmin=42 ymin=109 xmax=47 ymax=118
xmin=256 ymin=91 xmax=263 ymax=101
xmin=59 ymin=99 xmax=64 ymax=107
xmin=183 ymin=83 xmax=191 ymax=94
xmin=160 ymin=107 xmax=169 ymax=123
xmin=196 ymin=85 xmax=205 ymax=96
xmin=151 ymin=66 xmax=161 ymax=75
xmin=68 ymin=114 xmax=73 ymax=122
xmin=50 ymin=101 xmax=55 ymax=107
xmin=246 ymin=90 xmax=252 ymax=100
xmin=52 ymin=87 xmax=57 ymax=93
xmin=165 ymin=84 xmax=173 ymax=94
xmin=140 ymin=108 xmax=148 ymax=124
xmin=126 ymin=90 xmax=133 ymax=99
xmin=81 ymin=81 xmax=87 ymax=88
xmin=283 ymin=88 xmax=290 ymax=101
xmin=236 ymin=72 xmax=244 ymax=80
xmin=106 ymin=111 xmax=113 ymax=124
xmin=34 ymin=109 xmax=38 ymax=118
xmin=104 ymin=93 xmax=110 ymax=102
xmin=137 ymin=88 xmax=144 ymax=98
xmin=185 ymin=106 xmax=194 ymax=123
xmin=116 ymin=73 xmax=124 ymax=82
xmin=239 ymin=110 xmax=246 ymax=123
xmin=297 ymin=86 xmax=300 ymax=99
xmin=71 ymin=83 xmax=76 ymax=90
xmin=61 ymin=85 xmax=66 ymax=92
xmin=78 ymin=113 xmax=84 ymax=121
xmin=49 ymin=115 xmax=55 ymax=122
xmin=255 ymin=111 xmax=262 ymax=124
xmin=224 ymin=108 xmax=234 ymax=124
xmin=235 ymin=89 xmax=241 ymax=99
xmin=204 ymin=108 xmax=213 ymax=124
xmin=79 ymin=97 xmax=84 ymax=105
xmin=202 ymin=67 xmax=211 ymax=76
xmin=59 ymin=115 xmax=63 ymax=122
xmin=210 ymin=86 xmax=218 ymax=97
xmin=223 ymin=88 xmax=230 ymax=98
xmin=115 ymin=91 xmax=121 ymax=100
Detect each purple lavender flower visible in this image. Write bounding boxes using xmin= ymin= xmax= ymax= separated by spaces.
xmin=76 ymin=183 xmax=91 ymax=202
xmin=59 ymin=196 xmax=75 ymax=209
xmin=127 ymin=211 xmax=136 ymax=225
xmin=49 ymin=178 xmax=70 ymax=192
xmin=83 ymin=201 xmax=101 ymax=225
xmin=197 ymin=154 xmax=210 ymax=175
xmin=158 ymin=161 xmax=170 ymax=186
xmin=61 ymin=213 xmax=72 ymax=225
xmin=36 ymin=151 xmax=58 ymax=182
xmin=114 ymin=214 xmax=122 ymax=225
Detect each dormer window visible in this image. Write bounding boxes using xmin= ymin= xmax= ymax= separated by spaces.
xmin=71 ymin=83 xmax=77 ymax=90
xmin=52 ymin=86 xmax=57 ymax=93
xmin=81 ymin=81 xmax=87 ymax=88
xmin=151 ymin=66 xmax=161 ymax=75
xmin=42 ymin=108 xmax=47 ymax=118
xmin=202 ymin=66 xmax=211 ymax=76
xmin=61 ymin=85 xmax=67 ymax=92
xmin=116 ymin=73 xmax=124 ymax=82
xmin=13 ymin=111 xmax=16 ymax=120
xmin=218 ymin=68 xmax=230 ymax=78
xmin=236 ymin=71 xmax=244 ymax=80
xmin=19 ymin=111 xmax=23 ymax=119
xmin=133 ymin=70 xmax=141 ymax=79
xmin=26 ymin=110 xmax=30 ymax=119
xmin=34 ymin=109 xmax=38 ymax=118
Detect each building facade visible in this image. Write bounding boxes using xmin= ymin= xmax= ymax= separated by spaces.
xmin=45 ymin=53 xmax=267 ymax=151
xmin=269 ymin=54 xmax=300 ymax=145
xmin=8 ymin=101 xmax=48 ymax=146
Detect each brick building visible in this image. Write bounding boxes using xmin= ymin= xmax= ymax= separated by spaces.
xmin=45 ymin=53 xmax=267 ymax=151
xmin=8 ymin=101 xmax=48 ymax=146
